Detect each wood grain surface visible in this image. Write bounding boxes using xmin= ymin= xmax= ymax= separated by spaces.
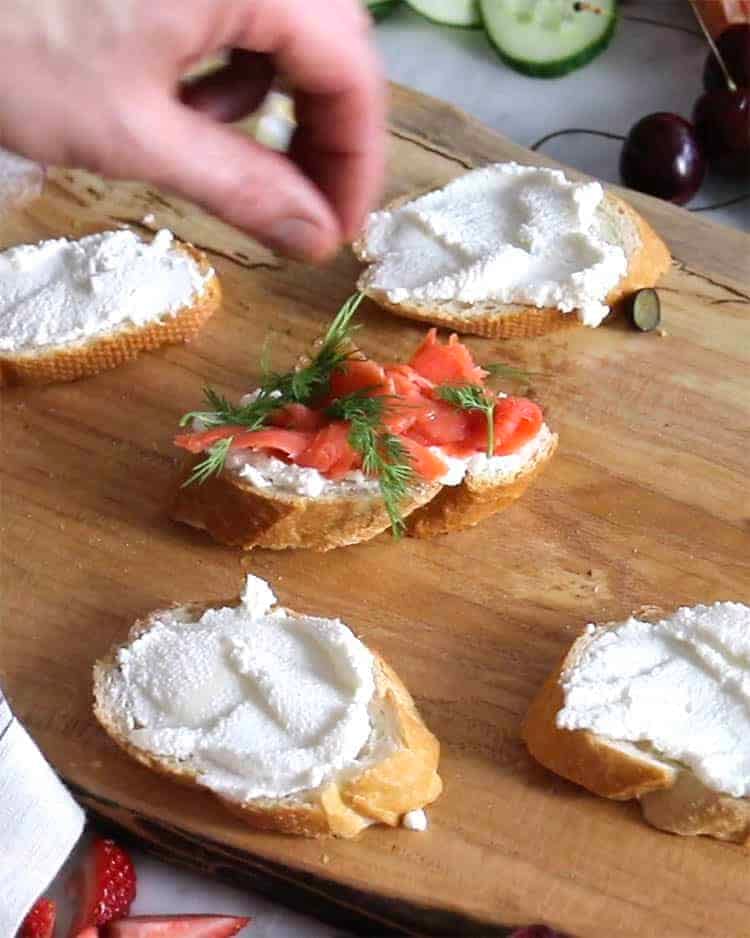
xmin=1 ymin=84 xmax=749 ymax=937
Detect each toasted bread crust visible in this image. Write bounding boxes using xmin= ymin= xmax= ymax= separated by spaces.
xmin=407 ymin=432 xmax=558 ymax=538
xmin=524 ymin=626 xmax=750 ymax=844
xmin=170 ymin=460 xmax=442 ymax=551
xmin=93 ymin=601 xmax=442 ymax=839
xmin=354 ymin=190 xmax=671 ymax=339
xmin=640 ymin=771 xmax=750 ymax=844
xmin=522 ymin=645 xmax=673 ymax=802
xmin=0 ymin=244 xmax=220 ymax=386
xmin=171 ymin=431 xmax=555 ymax=551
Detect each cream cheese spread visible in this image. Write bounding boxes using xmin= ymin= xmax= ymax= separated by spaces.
xmin=228 ymin=423 xmax=552 ymax=497
xmin=359 ymin=162 xmax=629 ymax=327
xmin=557 ymin=602 xmax=750 ymax=798
xmin=0 ymin=228 xmax=212 ymax=353
xmin=101 ymin=576 xmax=385 ymax=802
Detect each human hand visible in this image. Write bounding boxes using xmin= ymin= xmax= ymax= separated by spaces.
xmin=0 ymin=0 xmax=386 ymax=262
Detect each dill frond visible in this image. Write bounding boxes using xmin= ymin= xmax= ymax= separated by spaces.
xmin=437 ymin=384 xmax=496 ymax=457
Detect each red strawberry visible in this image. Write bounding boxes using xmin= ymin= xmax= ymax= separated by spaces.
xmin=69 ymin=838 xmax=137 ymax=934
xmin=20 ymin=898 xmax=56 ymax=938
xmin=103 ymin=916 xmax=250 ymax=937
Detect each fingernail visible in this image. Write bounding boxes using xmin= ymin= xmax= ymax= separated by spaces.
xmin=267 ymin=217 xmax=332 ymax=261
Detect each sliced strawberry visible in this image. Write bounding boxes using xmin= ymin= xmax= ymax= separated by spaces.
xmin=297 ymin=421 xmax=357 ymax=477
xmin=69 ymin=838 xmax=136 ymax=934
xmin=329 ymin=358 xmax=389 ymax=398
xmin=409 ymin=329 xmax=487 ymax=386
xmin=399 ymin=436 xmax=448 ymax=482
xmin=268 ymin=403 xmax=326 ymax=432
xmin=103 ymin=915 xmax=250 ymax=938
xmin=20 ymin=898 xmax=56 ymax=938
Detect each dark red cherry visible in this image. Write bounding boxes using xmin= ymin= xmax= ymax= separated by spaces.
xmin=703 ymin=25 xmax=750 ymax=91
xmin=620 ymin=113 xmax=706 ymax=204
xmin=694 ymin=89 xmax=750 ymax=177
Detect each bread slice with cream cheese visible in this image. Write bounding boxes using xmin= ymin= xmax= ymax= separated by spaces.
xmin=353 ymin=165 xmax=671 ymax=339
xmin=0 ymin=229 xmax=220 ymax=386
xmin=170 ymin=420 xmax=557 ymax=551
xmin=523 ymin=602 xmax=750 ymax=843
xmin=93 ymin=575 xmax=442 ymax=838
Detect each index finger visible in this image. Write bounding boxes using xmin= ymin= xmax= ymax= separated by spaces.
xmin=233 ymin=0 xmax=386 ymax=240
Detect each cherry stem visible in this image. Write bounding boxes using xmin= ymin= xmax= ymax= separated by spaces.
xmin=688 ymin=0 xmax=737 ymax=92
xmin=530 ymin=128 xmax=625 ymax=152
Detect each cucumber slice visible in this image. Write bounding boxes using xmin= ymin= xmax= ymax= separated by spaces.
xmin=480 ymin=0 xmax=618 ymax=78
xmin=366 ymin=0 xmax=401 ymax=21
xmin=405 ymin=0 xmax=481 ymax=28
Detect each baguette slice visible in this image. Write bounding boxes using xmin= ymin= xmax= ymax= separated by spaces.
xmin=93 ymin=591 xmax=442 ymax=838
xmin=354 ymin=187 xmax=671 ymax=339
xmin=406 ymin=428 xmax=558 ymax=538
xmin=523 ymin=611 xmax=750 ymax=843
xmin=0 ymin=242 xmax=220 ymax=387
xmin=171 ymin=427 xmax=557 ymax=551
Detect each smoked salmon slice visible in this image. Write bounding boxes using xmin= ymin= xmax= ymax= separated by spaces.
xmin=409 ymin=329 xmax=487 ymax=386
xmin=175 ymin=426 xmax=312 ymax=459
xmin=492 ymin=397 xmax=543 ymax=455
xmin=179 ymin=328 xmax=545 ymax=487
xmin=398 ymin=437 xmax=448 ymax=482
xmin=270 ymin=403 xmax=326 ymax=432
xmin=329 ymin=359 xmax=391 ymax=399
xmin=175 ymin=425 xmax=247 ymax=453
xmin=296 ymin=421 xmax=359 ymax=477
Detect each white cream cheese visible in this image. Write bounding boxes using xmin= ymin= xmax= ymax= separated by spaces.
xmin=229 ymin=450 xmax=380 ymax=498
xmin=102 ymin=575 xmax=385 ymax=802
xmin=359 ymin=162 xmax=629 ymax=327
xmin=227 ymin=422 xmax=552 ymax=498
xmin=557 ymin=602 xmax=750 ymax=798
xmin=0 ymin=228 xmax=212 ymax=353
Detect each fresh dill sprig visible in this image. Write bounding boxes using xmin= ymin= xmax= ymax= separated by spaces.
xmin=179 ymin=385 xmax=280 ymax=430
xmin=327 ymin=391 xmax=413 ymax=537
xmin=437 ymin=384 xmax=496 ymax=457
xmin=183 ymin=436 xmax=234 ymax=486
xmin=260 ymin=292 xmax=364 ymax=404
xmin=178 ymin=293 xmax=365 ymax=485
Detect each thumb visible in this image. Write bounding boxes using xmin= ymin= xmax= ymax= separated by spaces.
xmin=129 ymin=102 xmax=341 ymax=263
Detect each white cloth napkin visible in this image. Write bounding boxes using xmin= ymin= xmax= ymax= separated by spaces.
xmin=0 ymin=693 xmax=85 ymax=936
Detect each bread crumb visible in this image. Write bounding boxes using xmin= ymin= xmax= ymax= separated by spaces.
xmin=142 ymin=213 xmax=156 ymax=226
xmin=321 ymin=854 xmax=330 ymax=864
xmin=657 ymin=328 xmax=668 ymax=337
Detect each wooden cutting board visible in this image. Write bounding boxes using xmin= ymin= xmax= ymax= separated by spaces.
xmin=1 ymin=84 xmax=749 ymax=937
